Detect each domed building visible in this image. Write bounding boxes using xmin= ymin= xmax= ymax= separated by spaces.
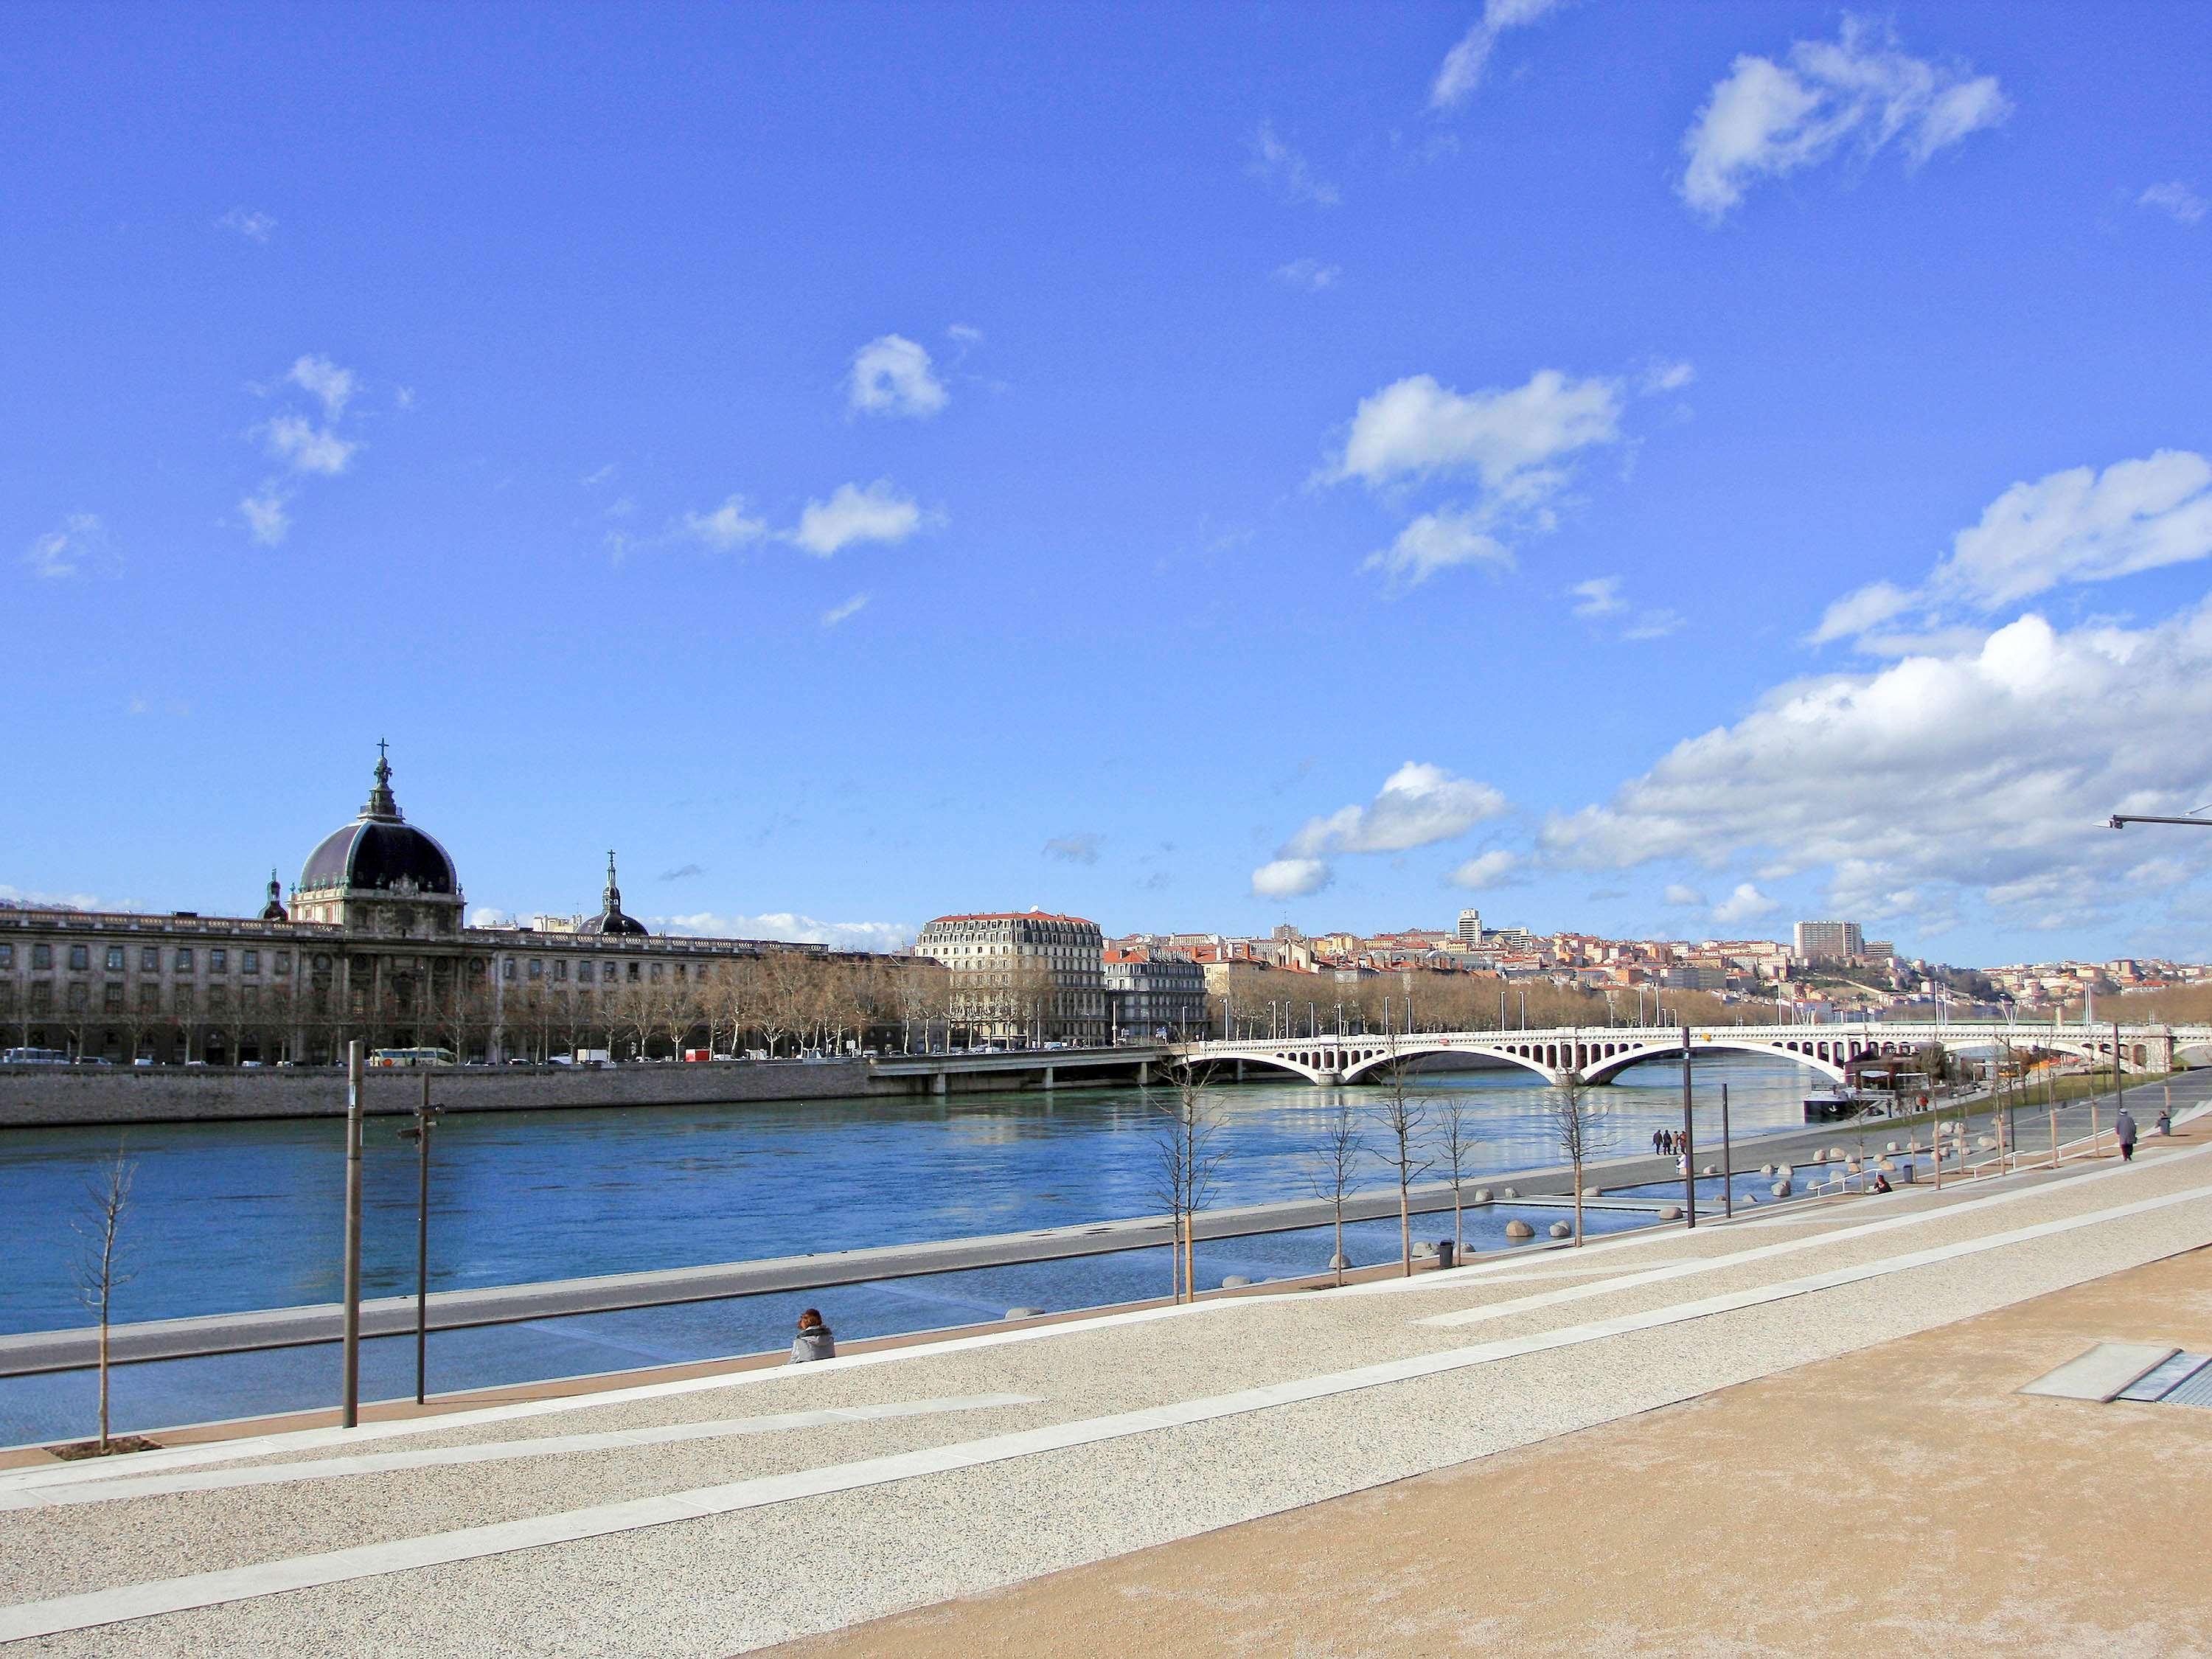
xmin=292 ymin=745 xmax=465 ymax=938
xmin=0 ymin=743 xmax=847 ymax=1067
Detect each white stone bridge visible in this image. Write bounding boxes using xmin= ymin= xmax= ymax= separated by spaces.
xmin=1169 ymin=1022 xmax=2212 ymax=1088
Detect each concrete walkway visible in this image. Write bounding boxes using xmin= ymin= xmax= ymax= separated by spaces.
xmin=3 ymin=1092 xmax=2208 ymax=1654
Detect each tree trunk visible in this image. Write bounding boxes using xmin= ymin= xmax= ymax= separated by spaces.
xmin=1572 ymin=1156 xmax=1585 ymax=1245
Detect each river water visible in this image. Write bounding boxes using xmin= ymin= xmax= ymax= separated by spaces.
xmin=0 ymin=1053 xmax=1822 ymax=1335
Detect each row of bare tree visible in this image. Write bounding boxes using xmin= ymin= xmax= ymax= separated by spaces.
xmin=1148 ymin=1037 xmax=1610 ymax=1303
xmin=1217 ymin=967 xmax=1775 ymax=1039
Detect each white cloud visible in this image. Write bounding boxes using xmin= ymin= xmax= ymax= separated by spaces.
xmin=2139 ymin=181 xmax=2208 ymax=225
xmin=1332 ymin=368 xmax=1620 ymax=491
xmin=1663 ymin=883 xmax=1706 ymax=906
xmin=240 ymin=488 xmax=291 ymax=546
xmin=1043 ymin=833 xmax=1102 ymax=865
xmin=1363 ymin=507 xmax=1511 ymax=587
xmin=1809 ymin=578 xmax=1913 ymax=644
xmin=1622 ymin=608 xmax=1683 ymax=641
xmin=581 ymin=464 xmax=618 ymax=487
xmin=1571 ymin=576 xmax=1624 ymax=617
xmin=1285 ymin=762 xmax=1508 ymax=858
xmin=1248 ymin=121 xmax=1340 ymax=206
xmin=1544 ymin=603 xmax=2212 ymax=928
xmin=1640 ymin=358 xmax=1696 ymax=394
xmin=1447 ymin=849 xmax=1521 ymax=889
xmin=1932 ymin=451 xmax=2212 ymax=608
xmin=1331 ymin=367 xmax=1631 ymax=589
xmin=1251 ymin=858 xmax=1332 ymax=900
xmin=821 ymin=591 xmax=871 ymax=627
xmin=1710 ymin=882 xmax=1778 ymax=924
xmin=1816 ymin=452 xmax=2212 ymax=646
xmin=1430 ymin=0 xmax=1565 ymax=111
xmin=946 ymin=323 xmax=984 ymax=344
xmin=263 ymin=414 xmax=355 ymax=476
xmin=847 ymin=335 xmax=948 ymax=419
xmin=22 ymin=512 xmax=104 ymax=579
xmin=217 ymin=207 xmax=275 ymax=243
xmin=467 ymin=906 xmax=515 ymax=928
xmin=682 ymin=495 xmax=768 ymax=550
xmin=1273 ymin=257 xmax=1342 ymax=291
xmin=1679 ymin=18 xmax=2009 ymax=221
xmin=790 ymin=481 xmax=928 ymax=557
xmin=656 ymin=911 xmax=913 ymax=953
xmin=288 ymin=354 xmax=356 ymax=420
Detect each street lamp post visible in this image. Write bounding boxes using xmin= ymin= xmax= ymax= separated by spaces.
xmin=341 ymin=1040 xmax=364 ymax=1429
xmin=397 ymin=1073 xmax=442 ymax=1406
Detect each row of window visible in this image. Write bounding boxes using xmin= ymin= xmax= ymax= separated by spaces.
xmin=500 ymin=957 xmax=713 ymax=984
xmin=0 ymin=943 xmax=291 ymax=976
xmin=4 ymin=981 xmax=287 ymax=1016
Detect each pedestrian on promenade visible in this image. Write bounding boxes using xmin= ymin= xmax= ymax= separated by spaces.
xmin=1652 ymin=1128 xmax=1664 ymax=1156
xmin=791 ymin=1308 xmax=836 ymax=1363
xmin=2116 ymin=1108 xmax=2138 ymax=1163
xmin=1871 ymin=1170 xmax=1892 ymax=1194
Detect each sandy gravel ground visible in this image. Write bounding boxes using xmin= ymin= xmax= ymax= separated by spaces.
xmin=775 ymin=1245 xmax=2212 ymax=1659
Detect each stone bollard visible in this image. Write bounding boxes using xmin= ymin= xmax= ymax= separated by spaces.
xmin=1549 ymin=1220 xmax=1573 ymax=1239
xmin=1503 ymin=1219 xmax=1534 ymax=1240
xmin=1006 ymin=1307 xmax=1045 ymax=1320
xmin=1502 ymin=1186 xmax=1520 ymax=1198
xmin=1877 ymin=1158 xmax=1895 ymax=1171
xmin=1474 ymin=1188 xmax=1494 ymax=1203
xmin=1221 ymin=1276 xmax=1252 ymax=1290
xmin=1583 ymin=1184 xmax=1604 ymax=1197
xmin=1761 ymin=1163 xmax=1776 ymax=1177
xmin=1743 ymin=1192 xmax=1759 ymax=1205
xmin=1659 ymin=1204 xmax=1682 ymax=1221
xmin=1701 ymin=1164 xmax=1719 ymax=1177
xmin=1412 ymin=1241 xmax=1438 ymax=1259
xmin=1846 ymin=1158 xmax=1861 ymax=1173
xmin=1885 ymin=1141 xmax=1901 ymax=1153
xmin=1329 ymin=1252 xmax=1354 ymax=1271
xmin=1772 ymin=1180 xmax=1791 ymax=1197
xmin=1978 ymin=1134 xmax=1997 ymax=1150
xmin=1831 ymin=1145 xmax=1849 ymax=1161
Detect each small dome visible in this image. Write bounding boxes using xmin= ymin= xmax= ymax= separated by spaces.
xmin=576 ymin=849 xmax=647 ymax=936
xmin=298 ymin=748 xmax=460 ymax=897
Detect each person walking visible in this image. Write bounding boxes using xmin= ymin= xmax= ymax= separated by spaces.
xmin=1652 ymin=1128 xmax=1665 ymax=1157
xmin=790 ymin=1308 xmax=836 ymax=1363
xmin=2115 ymin=1108 xmax=2138 ymax=1163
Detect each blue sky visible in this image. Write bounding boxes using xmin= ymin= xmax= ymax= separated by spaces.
xmin=6 ymin=2 xmax=2211 ymax=962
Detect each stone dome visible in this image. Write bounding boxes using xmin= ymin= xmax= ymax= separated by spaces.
xmin=298 ymin=748 xmax=459 ymax=897
xmin=575 ymin=850 xmax=647 ymax=936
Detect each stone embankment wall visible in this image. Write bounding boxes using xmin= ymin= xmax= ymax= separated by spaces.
xmin=0 ymin=1059 xmax=876 ymax=1129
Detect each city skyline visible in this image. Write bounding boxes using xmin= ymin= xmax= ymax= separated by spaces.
xmin=7 ymin=4 xmax=2212 ymax=961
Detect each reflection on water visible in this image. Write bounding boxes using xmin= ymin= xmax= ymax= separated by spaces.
xmin=0 ymin=1053 xmax=1822 ymax=1332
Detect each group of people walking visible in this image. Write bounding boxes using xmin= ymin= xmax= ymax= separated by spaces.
xmin=1650 ymin=1127 xmax=1686 ymax=1158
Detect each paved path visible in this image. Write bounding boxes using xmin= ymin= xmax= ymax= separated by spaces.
xmin=4 ymin=1069 xmax=2174 ymax=1378
xmin=1 ymin=1080 xmax=2208 ymax=1652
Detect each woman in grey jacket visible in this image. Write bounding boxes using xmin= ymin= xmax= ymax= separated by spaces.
xmin=791 ymin=1309 xmax=835 ymax=1363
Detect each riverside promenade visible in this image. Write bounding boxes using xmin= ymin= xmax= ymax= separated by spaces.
xmin=4 ymin=1082 xmax=2211 ymax=1653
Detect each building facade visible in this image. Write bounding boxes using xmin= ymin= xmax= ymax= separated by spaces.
xmin=1102 ymin=947 xmax=1210 ymax=1039
xmin=914 ymin=911 xmax=1107 ymax=1046
xmin=0 ymin=750 xmax=831 ymax=1065
xmin=1793 ymin=919 xmax=1865 ymax=962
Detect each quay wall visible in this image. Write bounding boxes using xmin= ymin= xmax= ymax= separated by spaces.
xmin=0 ymin=1053 xmax=1158 ymax=1128
xmin=0 ymin=1060 xmax=876 ymax=1129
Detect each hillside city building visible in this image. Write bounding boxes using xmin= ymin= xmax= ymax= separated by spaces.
xmin=1794 ymin=919 xmax=1866 ymax=962
xmin=0 ymin=749 xmax=829 ymax=1065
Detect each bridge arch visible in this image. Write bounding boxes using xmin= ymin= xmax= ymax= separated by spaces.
xmin=1582 ymin=1037 xmax=1847 ymax=1085
xmin=1338 ymin=1043 xmax=1560 ymax=1085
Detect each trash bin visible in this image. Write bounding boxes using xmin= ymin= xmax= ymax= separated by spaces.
xmin=1436 ymin=1239 xmax=1455 ymax=1270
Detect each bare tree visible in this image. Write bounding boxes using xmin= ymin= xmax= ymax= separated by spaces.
xmin=1147 ymin=1057 xmax=1228 ymax=1302
xmin=1431 ymin=1091 xmax=1481 ymax=1265
xmin=1307 ymin=1099 xmax=1367 ymax=1288
xmin=1548 ymin=1075 xmax=1601 ymax=1245
xmin=73 ymin=1148 xmax=136 ymax=1453
xmin=1369 ymin=1035 xmax=1433 ymax=1276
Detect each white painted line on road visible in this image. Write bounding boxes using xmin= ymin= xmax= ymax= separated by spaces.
xmin=6 ymin=1175 xmax=2209 ymax=1647
xmin=0 ymin=1395 xmax=1037 ymax=1511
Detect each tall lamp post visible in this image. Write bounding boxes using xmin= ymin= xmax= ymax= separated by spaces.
xmin=397 ymin=1073 xmax=442 ymax=1406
